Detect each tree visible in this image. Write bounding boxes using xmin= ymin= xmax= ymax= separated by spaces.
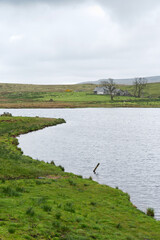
xmin=102 ymin=78 xmax=116 ymax=101
xmin=133 ymin=77 xmax=147 ymax=98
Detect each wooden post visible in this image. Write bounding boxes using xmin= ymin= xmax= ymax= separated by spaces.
xmin=93 ymin=163 xmax=100 ymax=174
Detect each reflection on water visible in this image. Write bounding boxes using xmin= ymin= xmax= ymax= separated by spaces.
xmin=1 ymin=108 xmax=160 ymax=219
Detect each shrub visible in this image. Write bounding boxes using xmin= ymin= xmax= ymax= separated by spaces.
xmin=147 ymin=208 xmax=154 ymax=217
xmin=64 ymin=202 xmax=75 ymax=213
xmin=59 ymin=224 xmax=70 ymax=233
xmin=50 ymin=160 xmax=55 ymax=165
xmin=68 ymin=179 xmax=77 ymax=186
xmin=35 ymin=180 xmax=51 ymax=185
xmin=2 ymin=186 xmax=20 ymax=197
xmin=16 ymin=186 xmax=26 ymax=193
xmin=26 ymin=207 xmax=35 ymax=217
xmin=116 ymin=223 xmax=122 ymax=229
xmin=52 ymin=220 xmax=60 ymax=228
xmin=90 ymin=201 xmax=97 ymax=206
xmin=42 ymin=205 xmax=52 ymax=212
xmin=8 ymin=228 xmax=15 ymax=234
xmin=92 ymin=224 xmax=101 ymax=230
xmin=84 ymin=183 xmax=89 ymax=187
xmin=126 ymin=193 xmax=130 ymax=201
xmin=81 ymin=223 xmax=87 ymax=229
xmin=76 ymin=216 xmax=83 ymax=222
xmin=0 ymin=222 xmax=5 ymax=226
xmin=24 ymin=235 xmax=32 ymax=240
xmin=65 ymin=89 xmax=72 ymax=92
xmin=35 ymin=180 xmax=43 ymax=185
xmin=58 ymin=165 xmax=65 ymax=171
xmin=37 ymin=196 xmax=47 ymax=205
xmin=1 ymin=178 xmax=5 ymax=184
xmin=126 ymin=237 xmax=134 ymax=240
xmin=77 ymin=175 xmax=83 ymax=178
xmin=55 ymin=211 xmax=61 ymax=219
xmin=1 ymin=112 xmax=12 ymax=117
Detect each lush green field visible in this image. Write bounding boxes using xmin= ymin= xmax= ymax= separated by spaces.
xmin=0 ymin=82 xmax=160 ymax=108
xmin=1 ymin=115 xmax=160 ymax=239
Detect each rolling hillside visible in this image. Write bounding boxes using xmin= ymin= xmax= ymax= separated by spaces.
xmin=79 ymin=75 xmax=160 ymax=85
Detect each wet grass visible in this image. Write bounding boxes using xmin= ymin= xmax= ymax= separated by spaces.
xmin=1 ymin=116 xmax=160 ymax=239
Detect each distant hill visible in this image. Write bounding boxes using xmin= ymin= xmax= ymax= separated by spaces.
xmin=79 ymin=76 xmax=160 ymax=85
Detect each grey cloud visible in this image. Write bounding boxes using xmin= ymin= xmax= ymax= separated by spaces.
xmin=0 ymin=0 xmax=84 ymax=5
xmin=0 ymin=0 xmax=160 ymax=84
xmin=98 ymin=0 xmax=160 ymax=23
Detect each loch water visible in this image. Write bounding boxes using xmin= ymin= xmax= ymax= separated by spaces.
xmin=1 ymin=108 xmax=160 ymax=219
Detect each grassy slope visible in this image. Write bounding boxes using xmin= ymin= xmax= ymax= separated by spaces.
xmin=0 ymin=83 xmax=93 ymax=93
xmin=0 ymin=116 xmax=66 ymax=179
xmin=0 ymin=116 xmax=160 ymax=239
xmin=0 ymin=83 xmax=160 ymax=108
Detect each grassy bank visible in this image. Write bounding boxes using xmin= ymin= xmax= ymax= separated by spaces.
xmin=0 ymin=83 xmax=160 ymax=108
xmin=0 ymin=115 xmax=66 ymax=179
xmin=1 ymin=116 xmax=160 ymax=239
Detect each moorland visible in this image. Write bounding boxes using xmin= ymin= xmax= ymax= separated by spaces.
xmin=0 ymin=82 xmax=160 ymax=108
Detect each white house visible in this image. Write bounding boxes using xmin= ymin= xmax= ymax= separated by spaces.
xmin=94 ymin=87 xmax=131 ymax=96
xmin=93 ymin=87 xmax=110 ymax=95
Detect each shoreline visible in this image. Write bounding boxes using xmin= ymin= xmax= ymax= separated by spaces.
xmin=1 ymin=116 xmax=160 ymax=239
xmin=0 ymin=103 xmax=160 ymax=108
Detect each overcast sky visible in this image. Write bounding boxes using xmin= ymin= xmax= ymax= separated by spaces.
xmin=0 ymin=0 xmax=160 ymax=84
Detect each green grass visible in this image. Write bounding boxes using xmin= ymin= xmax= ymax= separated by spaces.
xmin=0 ymin=116 xmax=66 ymax=179
xmin=1 ymin=91 xmax=160 ymax=107
xmin=1 ymin=116 xmax=160 ymax=239
xmin=0 ymin=82 xmax=160 ymax=108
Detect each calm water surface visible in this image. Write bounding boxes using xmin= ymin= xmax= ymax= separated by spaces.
xmin=1 ymin=108 xmax=160 ymax=219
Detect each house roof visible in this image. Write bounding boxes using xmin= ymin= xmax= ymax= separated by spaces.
xmin=94 ymin=87 xmax=108 ymax=91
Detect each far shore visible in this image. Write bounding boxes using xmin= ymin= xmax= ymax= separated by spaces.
xmin=0 ymin=102 xmax=160 ymax=108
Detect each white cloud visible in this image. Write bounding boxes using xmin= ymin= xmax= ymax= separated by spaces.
xmin=0 ymin=0 xmax=160 ymax=84
xmin=9 ymin=34 xmax=24 ymax=43
xmin=87 ymin=5 xmax=106 ymax=18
